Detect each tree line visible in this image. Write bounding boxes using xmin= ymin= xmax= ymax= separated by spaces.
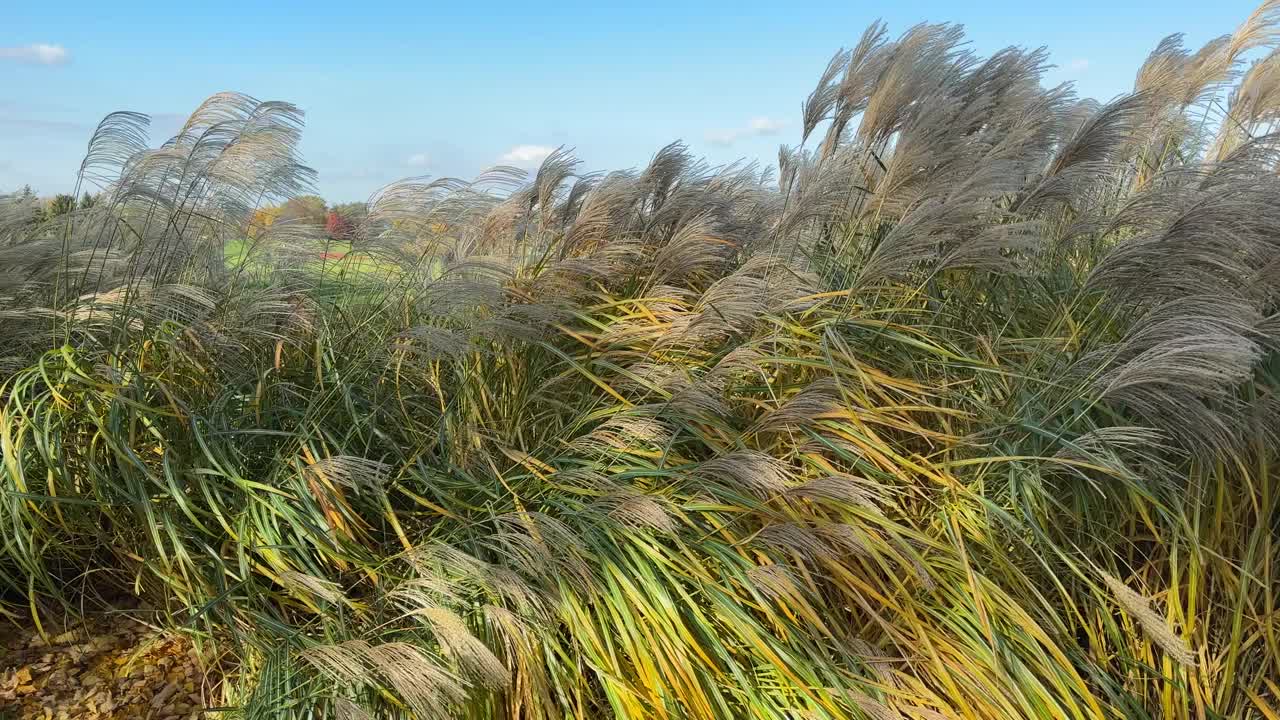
xmin=14 ymin=185 xmax=365 ymax=241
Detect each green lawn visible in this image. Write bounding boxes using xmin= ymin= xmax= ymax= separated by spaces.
xmin=225 ymin=237 xmax=398 ymax=280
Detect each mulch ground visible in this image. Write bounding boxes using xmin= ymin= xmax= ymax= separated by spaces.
xmin=0 ymin=613 xmax=214 ymax=720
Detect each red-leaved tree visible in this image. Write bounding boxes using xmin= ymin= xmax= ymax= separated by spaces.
xmin=324 ymin=211 xmax=352 ymax=240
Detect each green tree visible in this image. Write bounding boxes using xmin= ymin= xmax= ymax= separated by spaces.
xmin=331 ymin=201 xmax=367 ymax=226
xmin=46 ymin=194 xmax=75 ymax=218
xmin=279 ymin=195 xmax=328 ymax=226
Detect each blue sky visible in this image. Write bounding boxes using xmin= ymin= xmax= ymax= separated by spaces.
xmin=0 ymin=0 xmax=1265 ymax=202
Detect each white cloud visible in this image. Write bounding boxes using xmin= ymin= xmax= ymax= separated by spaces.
xmin=747 ymin=116 xmax=787 ymax=134
xmin=705 ymin=129 xmax=742 ymax=146
xmin=0 ymin=44 xmax=69 ymax=66
xmin=499 ymin=144 xmax=556 ymax=167
xmin=406 ymin=152 xmax=431 ymax=168
xmin=1066 ymin=58 xmax=1090 ymax=74
xmin=705 ymin=116 xmax=788 ymax=146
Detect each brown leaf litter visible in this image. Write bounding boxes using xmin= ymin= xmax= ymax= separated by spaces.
xmin=1 ymin=613 xmax=214 ymax=720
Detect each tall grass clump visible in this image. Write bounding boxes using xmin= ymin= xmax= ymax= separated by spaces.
xmin=3 ymin=6 xmax=1280 ymax=719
